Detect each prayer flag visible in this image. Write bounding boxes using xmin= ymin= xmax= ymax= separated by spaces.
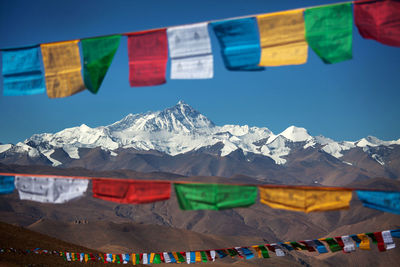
xmin=174 ymin=183 xmax=257 ymax=210
xmin=257 ymin=9 xmax=308 ymax=66
xmin=279 ymin=242 xmax=294 ymax=251
xmin=168 ymin=252 xmax=177 ymax=263
xmin=200 ymin=251 xmax=208 ymax=262
xmin=190 ymin=252 xmax=196 ymax=263
xmin=366 ymin=232 xmax=378 ymax=244
xmin=234 ymin=247 xmax=245 ymax=258
xmin=299 ymin=241 xmax=316 ymax=252
xmin=163 ymin=252 xmax=171 ymax=263
xmin=227 ymin=249 xmax=238 ymax=258
xmin=357 ymin=234 xmax=371 ymax=250
xmin=354 ymin=0 xmax=400 ymax=47
xmin=41 ymin=40 xmax=86 ymax=98
xmin=240 ymin=247 xmax=254 ymax=259
xmin=154 ymin=253 xmax=161 ymax=264
xmin=195 ymin=251 xmax=202 ymax=262
xmin=0 ymin=176 xmax=14 ymax=194
xmin=350 ymin=235 xmax=362 ymax=247
xmin=304 ymin=3 xmax=353 ymax=64
xmin=142 ymin=253 xmax=148 ymax=264
xmin=341 ymin=235 xmax=355 ymax=253
xmin=92 ymin=178 xmax=171 ymax=204
xmin=210 ymin=250 xmax=216 ymax=261
xmin=81 ymin=35 xmax=121 ymax=93
xmin=122 ymin=253 xmax=130 ymax=264
xmin=259 ymin=187 xmax=352 ymax=213
xmin=167 ymin=22 xmax=213 ymax=79
xmin=391 ymin=229 xmax=400 ymax=238
xmin=323 ymin=238 xmax=342 ymax=252
xmin=313 ymin=239 xmax=328 ymax=253
xmin=356 ymin=190 xmax=400 ymax=214
xmin=373 ymin=232 xmax=386 ymax=252
xmin=216 ymin=250 xmax=227 ymax=258
xmin=270 ymin=244 xmax=285 ymax=256
xmin=289 ymin=241 xmax=307 ymax=250
xmin=15 ymin=176 xmax=88 ymax=203
xmin=177 ymin=252 xmax=186 ymax=263
xmin=382 ymin=230 xmax=396 ymax=250
xmin=252 ymin=245 xmax=269 ymax=258
xmin=335 ymin=237 xmax=345 ymax=251
xmin=1 ymin=45 xmax=45 ymax=96
xmin=186 ymin=251 xmax=191 ymax=264
xmin=149 ymin=252 xmax=155 ymax=263
xmin=127 ymin=29 xmax=168 ymax=87
xmin=211 ymin=17 xmax=264 ymax=71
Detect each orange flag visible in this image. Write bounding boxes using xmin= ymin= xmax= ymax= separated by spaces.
xmin=41 ymin=40 xmax=85 ymax=98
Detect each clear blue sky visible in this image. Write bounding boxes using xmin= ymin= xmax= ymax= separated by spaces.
xmin=1 ymin=0 xmax=399 ymax=144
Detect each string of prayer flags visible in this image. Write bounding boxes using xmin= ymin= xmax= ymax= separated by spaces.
xmin=304 ymin=3 xmax=353 ymax=64
xmin=353 ymin=0 xmax=400 ymax=47
xmin=356 ymin=190 xmax=400 ymax=215
xmin=211 ymin=18 xmax=265 ymax=71
xmin=81 ymin=35 xmax=121 ymax=94
xmin=0 ymin=176 xmax=14 ymax=194
xmin=258 ymin=187 xmax=352 ymax=213
xmin=127 ymin=29 xmax=168 ymax=87
xmin=14 ymin=176 xmax=88 ymax=203
xmin=92 ymin=178 xmax=171 ymax=204
xmin=1 ymin=46 xmax=45 ymax=96
xmin=40 ymin=40 xmax=86 ymax=98
xmin=167 ymin=23 xmax=213 ymax=79
xmin=174 ymin=183 xmax=257 ymax=210
xmin=257 ymin=9 xmax=308 ymax=66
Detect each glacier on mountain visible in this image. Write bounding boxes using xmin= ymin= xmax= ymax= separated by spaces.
xmin=1 ymin=101 xmax=399 ymax=166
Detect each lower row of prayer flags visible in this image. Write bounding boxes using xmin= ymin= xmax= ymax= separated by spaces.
xmin=1 ymin=174 xmax=399 ymax=215
xmin=2 ymin=1 xmax=400 ymax=97
xmin=2 ymin=229 xmax=397 ymax=264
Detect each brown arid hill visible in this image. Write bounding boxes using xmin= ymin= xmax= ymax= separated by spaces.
xmin=1 ymin=164 xmax=400 ymax=266
xmin=0 ymin=221 xmax=146 ymax=266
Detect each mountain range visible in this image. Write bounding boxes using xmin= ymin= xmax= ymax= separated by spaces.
xmin=1 ymin=101 xmax=399 ymax=185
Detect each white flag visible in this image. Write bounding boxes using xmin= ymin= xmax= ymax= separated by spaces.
xmin=210 ymin=250 xmax=216 ymax=261
xmin=142 ymin=253 xmax=148 ymax=264
xmin=186 ymin=251 xmax=191 ymax=264
xmin=382 ymin=230 xmax=396 ymax=250
xmin=15 ymin=176 xmax=88 ymax=203
xmin=271 ymin=243 xmax=285 ymax=256
xmin=341 ymin=235 xmax=355 ymax=252
xmin=167 ymin=22 xmax=213 ymax=79
xmin=163 ymin=252 xmax=171 ymax=263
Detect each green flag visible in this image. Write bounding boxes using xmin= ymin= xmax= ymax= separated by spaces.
xmin=174 ymin=183 xmax=257 ymax=210
xmin=304 ymin=3 xmax=352 ymax=64
xmin=200 ymin=251 xmax=208 ymax=262
xmin=324 ymin=238 xmax=342 ymax=252
xmin=258 ymin=245 xmax=270 ymax=258
xmin=81 ymin=35 xmax=121 ymax=93
xmin=154 ymin=253 xmax=162 ymax=264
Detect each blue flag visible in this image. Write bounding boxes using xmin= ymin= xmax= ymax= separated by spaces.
xmin=357 ymin=190 xmax=400 ymax=215
xmin=211 ymin=17 xmax=264 ymax=71
xmin=241 ymin=247 xmax=254 ymax=259
xmin=2 ymin=45 xmax=45 ymax=96
xmin=391 ymin=229 xmax=400 ymax=238
xmin=0 ymin=176 xmax=14 ymax=194
xmin=313 ymin=240 xmax=328 ymax=253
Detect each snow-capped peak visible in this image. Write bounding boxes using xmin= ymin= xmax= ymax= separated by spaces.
xmin=356 ymin=135 xmax=399 ymax=147
xmin=279 ymin=126 xmax=312 ymax=142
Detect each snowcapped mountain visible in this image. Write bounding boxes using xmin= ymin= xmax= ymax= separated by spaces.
xmin=1 ymin=101 xmax=399 ymax=183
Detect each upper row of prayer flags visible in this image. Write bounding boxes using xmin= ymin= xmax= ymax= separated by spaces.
xmin=1 ymin=175 xmax=400 ymax=215
xmin=1 ymin=1 xmax=400 ymax=97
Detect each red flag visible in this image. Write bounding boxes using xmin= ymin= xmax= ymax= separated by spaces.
xmin=354 ymin=0 xmax=400 ymax=47
xmin=92 ymin=178 xmax=171 ymax=204
xmin=373 ymin=232 xmax=386 ymax=252
xmin=127 ymin=29 xmax=168 ymax=86
xmin=335 ymin=237 xmax=346 ymax=253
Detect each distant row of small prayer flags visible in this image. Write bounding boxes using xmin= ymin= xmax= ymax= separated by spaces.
xmin=1 ymin=230 xmax=398 ymax=264
xmin=1 ymin=1 xmax=399 ymax=97
xmin=1 ymin=174 xmax=400 ymax=215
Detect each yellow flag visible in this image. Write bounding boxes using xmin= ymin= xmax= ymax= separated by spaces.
xmin=149 ymin=253 xmax=155 ymax=263
xmin=84 ymin=254 xmax=89 ymax=262
xmin=257 ymin=9 xmax=308 ymax=66
xmin=41 ymin=40 xmax=85 ymax=98
xmin=252 ymin=246 xmax=262 ymax=258
xmin=357 ymin=234 xmax=371 ymax=250
xmin=259 ymin=187 xmax=352 ymax=213
xmin=195 ymin=251 xmax=202 ymax=262
xmin=131 ymin=254 xmax=136 ymax=265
